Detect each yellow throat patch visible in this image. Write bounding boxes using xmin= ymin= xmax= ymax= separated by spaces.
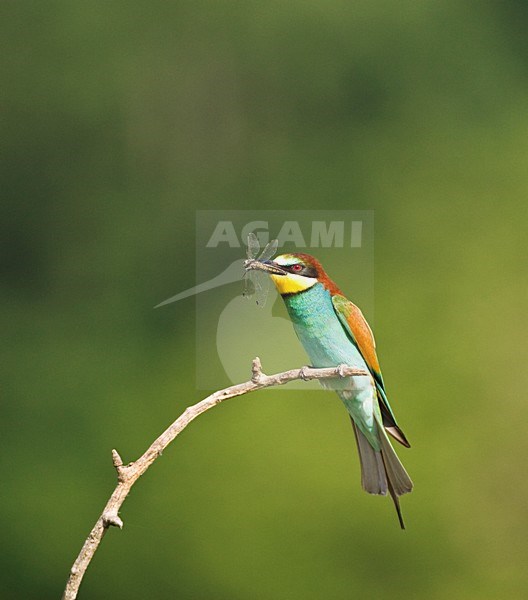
xmin=270 ymin=273 xmax=317 ymax=295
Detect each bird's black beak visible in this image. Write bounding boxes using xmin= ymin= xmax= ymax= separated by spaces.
xmin=244 ymin=259 xmax=287 ymax=276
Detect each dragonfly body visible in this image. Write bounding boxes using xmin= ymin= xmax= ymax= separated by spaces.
xmin=245 ymin=250 xmax=413 ymax=528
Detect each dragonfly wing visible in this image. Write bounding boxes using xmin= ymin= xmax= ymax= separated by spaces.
xmin=247 ymin=232 xmax=260 ymax=260
xmin=258 ymin=238 xmax=278 ymax=262
xmin=256 ymin=282 xmax=270 ymax=307
xmin=242 ymin=271 xmax=256 ymax=299
xmin=253 ymin=271 xmax=270 ymax=308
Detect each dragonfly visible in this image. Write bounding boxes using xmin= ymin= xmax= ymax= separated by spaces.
xmin=243 ymin=233 xmax=279 ymax=307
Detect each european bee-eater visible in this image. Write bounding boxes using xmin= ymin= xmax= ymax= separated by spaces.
xmin=246 ymin=253 xmax=413 ymax=528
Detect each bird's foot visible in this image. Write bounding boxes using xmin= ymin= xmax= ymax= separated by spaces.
xmin=299 ymin=366 xmax=312 ymax=381
xmin=336 ymin=363 xmax=349 ymax=378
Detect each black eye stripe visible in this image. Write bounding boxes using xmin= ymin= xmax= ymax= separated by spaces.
xmin=283 ymin=264 xmax=317 ymax=278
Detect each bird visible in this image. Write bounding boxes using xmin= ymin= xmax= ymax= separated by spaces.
xmin=245 ymin=252 xmax=413 ymax=528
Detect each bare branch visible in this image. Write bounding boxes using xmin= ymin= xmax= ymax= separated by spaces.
xmin=62 ymin=359 xmax=368 ymax=600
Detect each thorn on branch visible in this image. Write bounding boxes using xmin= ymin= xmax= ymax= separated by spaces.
xmin=111 ymin=449 xmax=123 ymax=468
xmin=251 ymin=357 xmax=264 ymax=383
xmin=112 ymin=449 xmax=130 ymax=482
xmin=103 ymin=512 xmax=124 ymax=529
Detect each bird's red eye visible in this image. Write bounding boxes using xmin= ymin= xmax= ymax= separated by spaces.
xmin=291 ymin=264 xmax=303 ymax=272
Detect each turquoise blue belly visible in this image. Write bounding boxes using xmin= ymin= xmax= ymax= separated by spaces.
xmin=283 ymin=283 xmax=379 ymax=444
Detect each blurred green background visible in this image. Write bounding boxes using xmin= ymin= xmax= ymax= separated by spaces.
xmin=2 ymin=1 xmax=527 ymax=598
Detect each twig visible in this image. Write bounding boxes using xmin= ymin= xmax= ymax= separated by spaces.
xmin=62 ymin=359 xmax=368 ymax=600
